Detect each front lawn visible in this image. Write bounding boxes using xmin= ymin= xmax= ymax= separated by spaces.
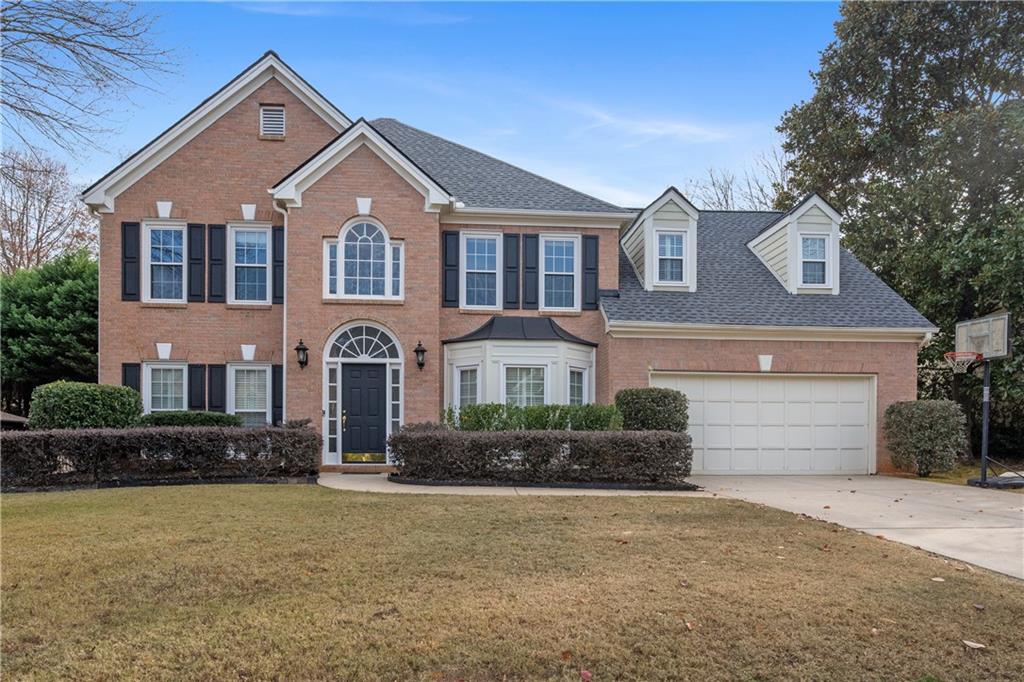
xmin=3 ymin=485 xmax=1021 ymax=680
xmin=893 ymin=459 xmax=1024 ymax=493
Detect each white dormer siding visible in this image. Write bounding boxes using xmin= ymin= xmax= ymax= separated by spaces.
xmin=748 ymin=193 xmax=843 ymax=296
xmin=621 ymin=187 xmax=699 ymax=292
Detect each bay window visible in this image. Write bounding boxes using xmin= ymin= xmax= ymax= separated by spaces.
xmin=504 ymin=366 xmax=546 ymax=407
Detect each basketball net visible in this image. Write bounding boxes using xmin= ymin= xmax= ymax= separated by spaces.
xmin=944 ymin=351 xmax=982 ymax=374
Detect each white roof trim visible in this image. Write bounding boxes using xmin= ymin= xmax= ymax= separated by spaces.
xmin=621 ymin=186 xmax=699 ymax=245
xmin=604 ymin=318 xmax=937 ymax=343
xmin=82 ymin=52 xmax=350 ymax=213
xmin=442 ymin=206 xmax=635 ymax=229
xmin=271 ymin=119 xmax=451 ymax=212
xmin=747 ymin=193 xmax=842 ymax=249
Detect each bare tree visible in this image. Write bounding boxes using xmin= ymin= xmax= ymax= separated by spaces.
xmin=687 ymin=147 xmax=796 ymax=211
xmin=0 ymin=149 xmax=97 ymax=274
xmin=1 ymin=0 xmax=172 ymax=155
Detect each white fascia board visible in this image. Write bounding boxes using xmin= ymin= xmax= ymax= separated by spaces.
xmin=442 ymin=206 xmax=634 ymax=229
xmin=81 ymin=53 xmax=350 ymax=213
xmin=605 ymin=319 xmax=938 ymax=342
xmin=621 ymin=186 xmax=699 ymax=245
xmin=272 ymin=121 xmax=451 ymax=212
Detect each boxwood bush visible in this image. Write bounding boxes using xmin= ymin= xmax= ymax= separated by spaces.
xmin=443 ymin=403 xmax=622 ymax=431
xmin=137 ymin=411 xmax=244 ymax=427
xmin=27 ymin=381 xmax=142 ymax=430
xmin=883 ymin=400 xmax=967 ymax=477
xmin=614 ymin=388 xmax=688 ymax=432
xmin=389 ymin=424 xmax=692 ymax=486
xmin=1 ymin=426 xmax=319 ymax=489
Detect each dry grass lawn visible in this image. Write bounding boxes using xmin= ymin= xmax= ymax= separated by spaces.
xmin=3 ymin=484 xmax=1022 ymax=681
xmin=893 ymin=460 xmax=1024 ymax=494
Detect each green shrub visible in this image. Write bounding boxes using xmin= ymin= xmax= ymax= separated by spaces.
xmin=614 ymin=388 xmax=688 ymax=432
xmin=1 ymin=426 xmax=320 ymax=489
xmin=27 ymin=381 xmax=141 ymax=430
xmin=883 ymin=400 xmax=966 ymax=477
xmin=389 ymin=425 xmax=692 ymax=485
xmin=444 ymin=403 xmax=623 ymax=431
xmin=137 ymin=411 xmax=243 ymax=427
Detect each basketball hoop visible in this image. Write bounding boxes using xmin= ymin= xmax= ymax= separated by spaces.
xmin=944 ymin=351 xmax=982 ymax=374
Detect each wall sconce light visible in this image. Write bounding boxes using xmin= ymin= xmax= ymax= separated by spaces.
xmin=294 ymin=339 xmax=309 ymax=369
xmin=414 ymin=341 xmax=427 ymax=370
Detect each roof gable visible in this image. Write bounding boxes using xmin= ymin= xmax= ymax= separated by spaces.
xmin=82 ymin=51 xmax=350 ymax=212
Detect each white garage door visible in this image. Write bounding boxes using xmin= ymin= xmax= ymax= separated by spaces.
xmin=650 ymin=373 xmax=874 ymax=475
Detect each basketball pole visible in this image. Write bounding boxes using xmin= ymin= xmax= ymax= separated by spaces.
xmin=980 ymin=359 xmax=991 ymax=486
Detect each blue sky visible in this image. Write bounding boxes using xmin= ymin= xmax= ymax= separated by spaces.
xmin=71 ymin=2 xmax=840 ymax=208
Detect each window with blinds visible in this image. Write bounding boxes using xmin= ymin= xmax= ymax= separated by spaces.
xmin=259 ymin=105 xmax=285 ymax=137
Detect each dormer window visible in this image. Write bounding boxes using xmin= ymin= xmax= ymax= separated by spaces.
xmin=800 ymin=234 xmax=829 ymax=286
xmin=259 ymin=105 xmax=285 ymax=137
xmin=656 ymin=231 xmax=686 ymax=283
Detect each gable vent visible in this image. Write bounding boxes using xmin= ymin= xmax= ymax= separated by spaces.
xmin=260 ymin=105 xmax=285 ymax=137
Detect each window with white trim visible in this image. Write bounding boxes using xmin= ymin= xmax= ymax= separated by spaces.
xmin=456 ymin=367 xmax=479 ymax=407
xmin=568 ymin=367 xmax=587 ymax=406
xmin=228 ymin=365 xmax=270 ymax=427
xmin=800 ymin=235 xmax=829 ymax=286
xmin=323 ymin=221 xmax=403 ymax=299
xmin=229 ymin=226 xmax=270 ymax=303
xmin=144 ymin=223 xmax=186 ymax=302
xmin=656 ymin=231 xmax=685 ymax=283
xmin=460 ymin=232 xmax=501 ymax=308
xmin=505 ymin=366 xmax=545 ymax=407
xmin=145 ymin=363 xmax=186 ymax=412
xmin=540 ymin=235 xmax=580 ymax=310
xmin=259 ymin=105 xmax=285 ymax=137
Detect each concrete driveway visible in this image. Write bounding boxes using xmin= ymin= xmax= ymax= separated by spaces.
xmin=690 ymin=475 xmax=1024 ymax=579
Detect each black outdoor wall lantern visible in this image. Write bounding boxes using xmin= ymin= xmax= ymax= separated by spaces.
xmin=414 ymin=341 xmax=427 ymax=370
xmin=294 ymin=339 xmax=309 ymax=369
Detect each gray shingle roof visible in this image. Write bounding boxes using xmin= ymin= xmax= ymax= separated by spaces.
xmin=601 ymin=211 xmax=936 ymax=330
xmin=371 ymin=118 xmax=626 ymax=214
xmin=443 ymin=316 xmax=598 ymax=346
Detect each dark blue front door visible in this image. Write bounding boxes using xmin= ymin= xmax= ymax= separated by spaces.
xmin=341 ymin=364 xmax=388 ymax=463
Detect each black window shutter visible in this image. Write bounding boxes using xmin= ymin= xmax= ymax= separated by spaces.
xmin=272 ymin=226 xmax=285 ymax=304
xmin=188 ymin=364 xmax=206 ymax=410
xmin=522 ymin=234 xmax=539 ymax=310
xmin=442 ymin=231 xmax=459 ymax=307
xmin=207 ymin=364 xmax=226 ymax=412
xmin=272 ymin=364 xmax=283 ymax=425
xmin=582 ymin=235 xmax=599 ymax=310
xmin=187 ymin=224 xmax=206 ymax=302
xmin=122 ymin=363 xmax=141 ymax=393
xmin=121 ymin=222 xmax=140 ymax=301
xmin=503 ymin=233 xmax=520 ymax=309
xmin=208 ymin=225 xmax=226 ymax=303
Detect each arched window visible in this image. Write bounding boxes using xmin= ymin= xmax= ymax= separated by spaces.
xmin=326 ymin=324 xmax=401 ymax=360
xmin=324 ymin=220 xmax=404 ymax=299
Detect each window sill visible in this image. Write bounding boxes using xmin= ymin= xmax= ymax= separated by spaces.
xmin=652 ymin=283 xmax=693 ymax=292
xmin=226 ymin=303 xmax=273 ymax=310
xmin=258 ymin=134 xmax=285 ymax=142
xmin=140 ymin=302 xmax=187 ymax=309
xmin=539 ymin=309 xmax=583 ymax=317
xmin=322 ymin=297 xmax=405 ymax=305
xmin=458 ymin=307 xmax=503 ymax=315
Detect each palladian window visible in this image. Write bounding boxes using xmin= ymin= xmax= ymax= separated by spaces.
xmin=324 ymin=221 xmax=403 ymax=299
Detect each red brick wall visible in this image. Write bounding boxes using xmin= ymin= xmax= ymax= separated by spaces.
xmin=98 ymin=78 xmax=337 ymax=381
xmin=602 ymin=335 xmax=921 ymax=472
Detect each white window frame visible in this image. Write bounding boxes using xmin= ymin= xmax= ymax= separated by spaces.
xmin=259 ymin=104 xmax=286 ymax=137
xmin=322 ymin=219 xmax=404 ymax=301
xmin=567 ymin=366 xmax=589 ymax=405
xmin=539 ymin=233 xmax=582 ymax=311
xmin=459 ymin=231 xmax=503 ymax=310
xmin=452 ymin=364 xmax=482 ymax=409
xmin=142 ymin=220 xmax=187 ymax=303
xmin=654 ymin=229 xmax=687 ymax=285
xmin=798 ymin=232 xmax=832 ymax=288
xmin=501 ymin=364 xmax=548 ymax=407
xmin=143 ymin=362 xmax=187 ymax=413
xmin=228 ymin=224 xmax=271 ymax=304
xmin=227 ymin=363 xmax=272 ymax=426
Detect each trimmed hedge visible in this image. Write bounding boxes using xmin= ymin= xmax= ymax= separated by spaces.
xmin=389 ymin=424 xmax=692 ymax=485
xmin=884 ymin=400 xmax=966 ymax=477
xmin=137 ymin=411 xmax=244 ymax=427
xmin=0 ymin=426 xmax=320 ymax=489
xmin=615 ymin=388 xmax=688 ymax=432
xmin=27 ymin=381 xmax=141 ymax=430
xmin=443 ymin=403 xmax=622 ymax=431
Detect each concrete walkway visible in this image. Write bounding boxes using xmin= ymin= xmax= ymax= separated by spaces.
xmin=318 ymin=473 xmax=714 ymax=497
xmin=690 ymin=475 xmax=1024 ymax=579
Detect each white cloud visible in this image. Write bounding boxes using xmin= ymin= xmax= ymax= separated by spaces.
xmin=549 ymin=99 xmax=734 ymax=145
xmin=231 ymin=2 xmax=470 ymax=25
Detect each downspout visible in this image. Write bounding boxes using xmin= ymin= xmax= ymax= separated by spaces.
xmin=273 ymin=199 xmax=289 ymax=423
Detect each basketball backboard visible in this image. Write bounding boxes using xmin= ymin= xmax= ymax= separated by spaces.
xmin=955 ymin=311 xmax=1011 ymax=360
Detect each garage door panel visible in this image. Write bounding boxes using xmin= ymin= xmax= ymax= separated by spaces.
xmin=651 ymin=373 xmax=873 ymax=475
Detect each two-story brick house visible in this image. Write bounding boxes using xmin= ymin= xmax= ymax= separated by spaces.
xmin=84 ymin=52 xmax=937 ymax=474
